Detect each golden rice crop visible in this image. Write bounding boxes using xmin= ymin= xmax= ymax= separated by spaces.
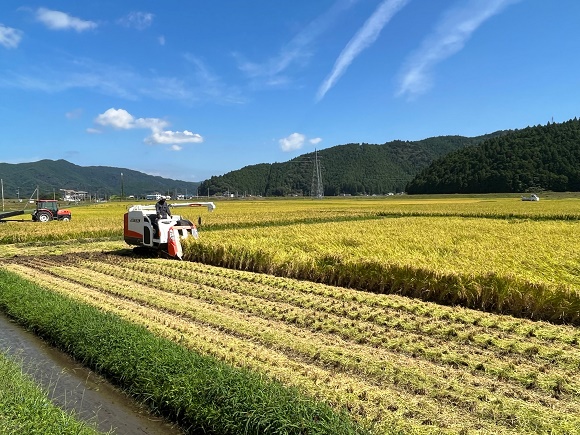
xmin=183 ymin=214 xmax=580 ymax=324
xmin=0 ymin=202 xmax=125 ymax=244
xmin=2 ymin=194 xmax=579 ymax=244
xmin=3 ymin=195 xmax=580 ymax=433
xmin=3 ymin=195 xmax=580 ymax=322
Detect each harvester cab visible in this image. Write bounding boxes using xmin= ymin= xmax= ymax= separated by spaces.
xmin=124 ymin=201 xmax=216 ymax=259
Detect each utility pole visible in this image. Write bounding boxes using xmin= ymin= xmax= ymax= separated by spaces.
xmin=120 ymin=172 xmax=124 ymax=200
xmin=311 ymin=149 xmax=323 ymax=199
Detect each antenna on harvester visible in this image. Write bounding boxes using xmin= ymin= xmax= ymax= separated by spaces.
xmin=311 ymin=148 xmax=323 ymax=199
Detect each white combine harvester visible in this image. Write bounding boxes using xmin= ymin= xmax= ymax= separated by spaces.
xmin=521 ymin=194 xmax=540 ymax=202
xmin=123 ymin=202 xmax=215 ymax=259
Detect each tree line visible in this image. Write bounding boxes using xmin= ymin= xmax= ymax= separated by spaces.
xmin=406 ymin=118 xmax=580 ymax=194
xmin=198 ymin=132 xmax=503 ymax=197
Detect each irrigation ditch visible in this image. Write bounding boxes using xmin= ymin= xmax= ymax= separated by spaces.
xmin=0 ymin=311 xmax=184 ymax=435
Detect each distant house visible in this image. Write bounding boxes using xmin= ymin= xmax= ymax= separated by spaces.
xmin=145 ymin=193 xmax=172 ymax=201
xmin=60 ymin=189 xmax=88 ymax=202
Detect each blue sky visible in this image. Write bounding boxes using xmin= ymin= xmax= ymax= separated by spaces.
xmin=1 ymin=1 xmax=579 ymax=182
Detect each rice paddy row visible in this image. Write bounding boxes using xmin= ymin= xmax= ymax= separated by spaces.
xmin=183 ymin=215 xmax=580 ymax=325
xmin=3 ymin=252 xmax=579 ymax=434
xmin=0 ymin=266 xmax=362 ymax=435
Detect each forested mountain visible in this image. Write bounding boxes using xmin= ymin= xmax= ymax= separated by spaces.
xmin=0 ymin=159 xmax=199 ymax=199
xmin=199 ymin=132 xmax=504 ymax=197
xmin=406 ymin=119 xmax=580 ymax=194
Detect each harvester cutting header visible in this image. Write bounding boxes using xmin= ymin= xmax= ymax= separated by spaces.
xmin=123 ymin=201 xmax=215 ymax=259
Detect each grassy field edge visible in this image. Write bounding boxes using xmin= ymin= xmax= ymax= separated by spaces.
xmin=0 ymin=268 xmax=369 ymax=435
xmin=0 ymin=351 xmax=105 ymax=435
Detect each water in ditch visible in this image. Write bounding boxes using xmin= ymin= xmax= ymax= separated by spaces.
xmin=0 ymin=312 xmax=184 ymax=435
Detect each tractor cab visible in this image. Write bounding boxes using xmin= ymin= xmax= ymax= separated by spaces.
xmin=32 ymin=200 xmax=72 ymax=222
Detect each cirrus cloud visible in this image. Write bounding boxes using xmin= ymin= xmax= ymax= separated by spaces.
xmin=0 ymin=24 xmax=23 ymax=49
xmin=317 ymin=0 xmax=410 ymax=101
xmin=397 ymin=0 xmax=521 ymax=99
xmin=118 ymin=11 xmax=154 ymax=30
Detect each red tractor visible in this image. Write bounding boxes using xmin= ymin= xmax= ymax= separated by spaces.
xmin=31 ymin=200 xmax=72 ymax=222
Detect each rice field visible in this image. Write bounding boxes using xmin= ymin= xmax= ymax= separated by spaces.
xmin=184 ymin=212 xmax=580 ymax=324
xmin=2 ymin=193 xmax=580 ymax=244
xmin=1 ymin=194 xmax=580 ymax=433
xmin=2 ymin=252 xmax=579 ymax=433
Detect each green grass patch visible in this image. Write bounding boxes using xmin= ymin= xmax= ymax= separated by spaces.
xmin=0 ymin=268 xmax=369 ymax=435
xmin=0 ymin=351 xmax=104 ymax=435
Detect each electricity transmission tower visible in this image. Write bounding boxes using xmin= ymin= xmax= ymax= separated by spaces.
xmin=311 ymin=149 xmax=323 ymax=199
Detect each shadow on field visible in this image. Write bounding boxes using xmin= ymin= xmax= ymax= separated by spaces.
xmin=105 ymin=246 xmax=178 ymax=260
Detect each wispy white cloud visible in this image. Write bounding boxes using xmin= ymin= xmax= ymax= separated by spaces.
xmin=65 ymin=108 xmax=83 ymax=119
xmin=397 ymin=0 xmax=521 ymax=99
xmin=235 ymin=0 xmax=360 ymax=88
xmin=317 ymin=0 xmax=410 ymax=101
xmin=158 ymin=35 xmax=165 ymax=46
xmin=279 ymin=133 xmax=322 ymax=152
xmin=0 ymin=55 xmax=243 ymax=105
xmin=118 ymin=11 xmax=154 ymax=30
xmin=35 ymin=8 xmax=97 ymax=32
xmin=94 ymin=108 xmax=203 ymax=149
xmin=0 ymin=24 xmax=23 ymax=49
xmin=182 ymin=54 xmax=245 ymax=104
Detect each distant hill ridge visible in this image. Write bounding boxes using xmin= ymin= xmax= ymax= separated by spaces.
xmin=0 ymin=159 xmax=200 ymax=199
xmin=8 ymin=120 xmax=571 ymax=199
xmin=407 ymin=118 xmax=580 ymax=194
xmin=199 ymin=131 xmax=506 ymax=196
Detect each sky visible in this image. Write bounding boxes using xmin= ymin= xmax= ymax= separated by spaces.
xmin=1 ymin=1 xmax=579 ymax=182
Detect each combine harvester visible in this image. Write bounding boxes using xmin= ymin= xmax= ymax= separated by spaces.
xmin=521 ymin=194 xmax=540 ymax=202
xmin=123 ymin=201 xmax=215 ymax=259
